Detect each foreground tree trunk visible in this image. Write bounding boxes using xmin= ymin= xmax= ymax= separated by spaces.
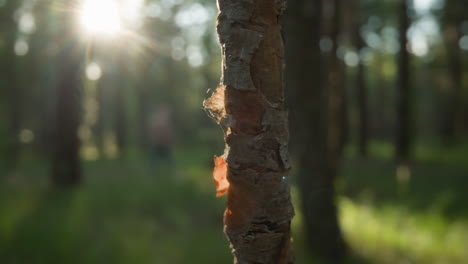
xmin=396 ymin=0 xmax=411 ymax=161
xmin=285 ymin=0 xmax=347 ymax=261
xmin=204 ymin=0 xmax=294 ymax=262
xmin=51 ymin=11 xmax=83 ymax=187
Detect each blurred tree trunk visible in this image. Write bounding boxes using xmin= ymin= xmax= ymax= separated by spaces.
xmin=396 ymin=0 xmax=411 ymax=161
xmin=285 ymin=0 xmax=347 ymax=261
xmin=440 ymin=21 xmax=464 ymax=144
xmin=4 ymin=42 xmax=21 ymax=172
xmin=1 ymin=1 xmax=21 ymax=172
xmin=441 ymin=27 xmax=463 ymax=144
xmin=51 ymin=12 xmax=83 ymax=187
xmin=115 ymin=82 xmax=127 ymax=155
xmin=326 ymin=0 xmax=347 ymax=165
xmin=31 ymin=3 xmax=55 ymax=157
xmin=115 ymin=59 xmax=127 ymax=156
xmin=137 ymin=84 xmax=150 ymax=149
xmin=353 ymin=0 xmax=368 ymax=157
xmin=95 ymin=77 xmax=106 ymax=154
xmin=374 ymin=53 xmax=388 ymax=139
xmin=440 ymin=0 xmax=468 ymax=143
xmin=204 ymin=0 xmax=294 ymax=262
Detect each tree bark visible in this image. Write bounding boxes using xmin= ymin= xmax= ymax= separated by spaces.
xmin=51 ymin=10 xmax=83 ymax=187
xmin=396 ymin=0 xmax=411 ymax=161
xmin=285 ymin=0 xmax=347 ymax=261
xmin=204 ymin=0 xmax=294 ymax=263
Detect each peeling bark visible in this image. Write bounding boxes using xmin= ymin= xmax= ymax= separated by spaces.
xmin=204 ymin=0 xmax=294 ymax=263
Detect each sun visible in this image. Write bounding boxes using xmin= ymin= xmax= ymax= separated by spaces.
xmin=79 ymin=0 xmax=122 ymax=36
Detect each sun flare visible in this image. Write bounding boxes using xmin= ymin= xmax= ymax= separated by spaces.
xmin=79 ymin=0 xmax=122 ymax=36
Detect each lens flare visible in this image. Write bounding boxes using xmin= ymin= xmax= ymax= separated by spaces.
xmin=79 ymin=0 xmax=122 ymax=36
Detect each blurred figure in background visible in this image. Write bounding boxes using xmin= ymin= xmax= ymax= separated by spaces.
xmin=148 ymin=103 xmax=174 ymax=170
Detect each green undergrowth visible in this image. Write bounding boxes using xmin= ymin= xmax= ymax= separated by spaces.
xmin=1 ymin=144 xmax=467 ymax=263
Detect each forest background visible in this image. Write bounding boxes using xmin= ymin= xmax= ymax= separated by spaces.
xmin=1 ymin=0 xmax=468 ymax=263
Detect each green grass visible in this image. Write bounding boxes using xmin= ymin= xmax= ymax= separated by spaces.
xmin=1 ymin=143 xmax=468 ymax=263
xmin=341 ymin=197 xmax=468 ymax=264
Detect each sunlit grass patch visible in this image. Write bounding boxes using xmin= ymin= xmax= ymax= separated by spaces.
xmin=340 ymin=197 xmax=468 ymax=264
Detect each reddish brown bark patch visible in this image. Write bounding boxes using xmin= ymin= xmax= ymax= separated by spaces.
xmin=225 ymin=87 xmax=264 ymax=135
xmin=213 ymin=156 xmax=229 ymax=197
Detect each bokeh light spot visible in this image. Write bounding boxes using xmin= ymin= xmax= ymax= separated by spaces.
xmin=86 ymin=63 xmax=102 ymax=81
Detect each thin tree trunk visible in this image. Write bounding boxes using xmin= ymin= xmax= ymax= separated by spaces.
xmin=356 ymin=60 xmax=368 ymax=156
xmin=4 ymin=44 xmax=21 ymax=172
xmin=353 ymin=0 xmax=368 ymax=157
xmin=95 ymin=76 xmax=106 ymax=154
xmin=204 ymin=0 xmax=294 ymax=262
xmin=137 ymin=83 xmax=149 ymax=149
xmin=115 ymin=56 xmax=127 ymax=156
xmin=396 ymin=0 xmax=411 ymax=161
xmin=375 ymin=52 xmax=388 ymax=139
xmin=115 ymin=78 xmax=127 ymax=155
xmin=285 ymin=0 xmax=347 ymax=261
xmin=441 ymin=25 xmax=463 ymax=144
xmin=327 ymin=0 xmax=346 ymax=164
xmin=51 ymin=15 xmax=83 ymax=187
xmin=1 ymin=2 xmax=21 ymax=172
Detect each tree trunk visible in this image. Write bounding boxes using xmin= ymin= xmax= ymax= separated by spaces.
xmin=356 ymin=59 xmax=368 ymax=157
xmin=353 ymin=0 xmax=368 ymax=157
xmin=115 ymin=72 xmax=127 ymax=156
xmin=137 ymin=83 xmax=150 ymax=149
xmin=396 ymin=0 xmax=411 ymax=161
xmin=204 ymin=0 xmax=294 ymax=263
xmin=441 ymin=25 xmax=463 ymax=144
xmin=51 ymin=13 xmax=83 ymax=187
xmin=1 ymin=1 xmax=21 ymax=172
xmin=285 ymin=0 xmax=347 ymax=261
xmin=326 ymin=0 xmax=347 ymax=165
xmin=4 ymin=52 xmax=21 ymax=171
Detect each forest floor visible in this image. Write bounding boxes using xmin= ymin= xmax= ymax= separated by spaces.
xmin=1 ymin=141 xmax=467 ymax=264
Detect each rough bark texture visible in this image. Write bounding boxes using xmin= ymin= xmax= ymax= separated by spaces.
xmin=285 ymin=0 xmax=346 ymax=261
xmin=51 ymin=12 xmax=83 ymax=187
xmin=204 ymin=0 xmax=294 ymax=263
xmin=396 ymin=0 xmax=411 ymax=161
